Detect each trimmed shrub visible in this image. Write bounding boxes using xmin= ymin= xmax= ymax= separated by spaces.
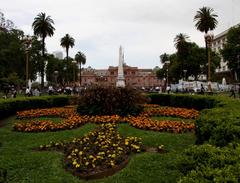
xmin=195 ymin=108 xmax=240 ymax=146
xmin=148 ymin=94 xmax=218 ymax=110
xmin=177 ymin=144 xmax=240 ymax=183
xmin=0 ymin=95 xmax=75 ymax=119
xmin=77 ymin=86 xmax=148 ymax=116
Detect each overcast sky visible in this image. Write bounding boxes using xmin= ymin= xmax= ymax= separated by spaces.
xmin=1 ymin=0 xmax=240 ymax=69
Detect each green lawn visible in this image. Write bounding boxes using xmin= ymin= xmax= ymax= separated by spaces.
xmin=0 ymin=115 xmax=195 ymax=183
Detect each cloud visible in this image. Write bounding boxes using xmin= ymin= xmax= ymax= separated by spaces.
xmin=1 ymin=0 xmax=240 ymax=69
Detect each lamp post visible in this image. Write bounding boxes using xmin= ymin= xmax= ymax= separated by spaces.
xmin=205 ymin=33 xmax=214 ymax=81
xmin=165 ymin=61 xmax=170 ymax=87
xmin=237 ymin=55 xmax=240 ymax=82
xmin=204 ymin=33 xmax=214 ymax=91
xmin=183 ymin=69 xmax=187 ymax=81
xmin=53 ymin=70 xmax=59 ymax=86
xmin=23 ymin=35 xmax=32 ymax=88
xmin=72 ymin=60 xmax=77 ymax=84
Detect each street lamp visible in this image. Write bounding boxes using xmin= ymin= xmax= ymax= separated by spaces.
xmin=53 ymin=70 xmax=59 ymax=86
xmin=72 ymin=60 xmax=77 ymax=83
xmin=165 ymin=60 xmax=170 ymax=87
xmin=204 ymin=33 xmax=214 ymax=91
xmin=23 ymin=35 xmax=32 ymax=88
xmin=205 ymin=33 xmax=214 ymax=81
xmin=183 ymin=69 xmax=187 ymax=81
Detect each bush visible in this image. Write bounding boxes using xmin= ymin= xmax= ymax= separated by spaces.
xmin=77 ymin=86 xmax=148 ymax=116
xmin=177 ymin=144 xmax=240 ymax=183
xmin=148 ymin=94 xmax=218 ymax=110
xmin=0 ymin=95 xmax=75 ymax=119
xmin=195 ymin=108 xmax=240 ymax=146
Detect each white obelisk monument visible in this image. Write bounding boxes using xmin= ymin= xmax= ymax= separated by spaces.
xmin=116 ymin=46 xmax=126 ymax=88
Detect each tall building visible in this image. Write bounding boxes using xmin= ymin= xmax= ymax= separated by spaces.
xmin=53 ymin=51 xmax=63 ymax=59
xmin=212 ymin=23 xmax=240 ymax=73
xmin=80 ymin=65 xmax=163 ymax=88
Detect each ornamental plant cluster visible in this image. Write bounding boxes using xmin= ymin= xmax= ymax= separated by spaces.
xmin=13 ymin=106 xmax=198 ymax=133
xmin=77 ymin=86 xmax=149 ymax=116
xmin=39 ymin=123 xmax=143 ymax=176
xmin=177 ymin=144 xmax=240 ymax=182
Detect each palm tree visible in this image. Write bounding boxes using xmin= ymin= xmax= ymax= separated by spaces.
xmin=174 ymin=33 xmax=190 ymax=54
xmin=194 ymin=7 xmax=218 ymax=80
xmin=32 ymin=12 xmax=55 ymax=87
xmin=75 ymin=51 xmax=86 ymax=86
xmin=174 ymin=33 xmax=190 ymax=78
xmin=60 ymin=34 xmax=75 ymax=62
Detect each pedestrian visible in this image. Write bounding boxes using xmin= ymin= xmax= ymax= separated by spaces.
xmin=13 ymin=89 xmax=17 ymax=98
xmin=166 ymin=85 xmax=171 ymax=94
xmin=229 ymin=86 xmax=236 ymax=98
xmin=238 ymin=84 xmax=240 ymax=98
xmin=200 ymin=84 xmax=205 ymax=94
xmin=25 ymin=87 xmax=30 ymax=97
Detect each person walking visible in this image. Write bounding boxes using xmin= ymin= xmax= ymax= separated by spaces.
xmin=238 ymin=84 xmax=240 ymax=98
xmin=25 ymin=87 xmax=30 ymax=97
xmin=200 ymin=84 xmax=205 ymax=94
xmin=229 ymin=86 xmax=236 ymax=98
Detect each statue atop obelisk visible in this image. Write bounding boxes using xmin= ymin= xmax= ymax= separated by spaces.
xmin=116 ymin=46 xmax=126 ymax=88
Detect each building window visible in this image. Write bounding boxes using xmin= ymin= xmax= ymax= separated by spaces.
xmin=111 ymin=71 xmax=114 ymax=75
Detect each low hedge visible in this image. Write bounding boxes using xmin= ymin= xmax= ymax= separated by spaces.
xmin=0 ymin=95 xmax=76 ymax=119
xmin=148 ymin=93 xmax=218 ymax=110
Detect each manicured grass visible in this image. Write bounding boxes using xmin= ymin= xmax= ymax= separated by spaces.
xmin=0 ymin=115 xmax=195 ymax=183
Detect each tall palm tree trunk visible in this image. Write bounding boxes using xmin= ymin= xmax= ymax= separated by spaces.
xmin=66 ymin=47 xmax=69 ymax=62
xmin=41 ymin=37 xmax=45 ymax=88
xmin=79 ymin=63 xmax=82 ymax=86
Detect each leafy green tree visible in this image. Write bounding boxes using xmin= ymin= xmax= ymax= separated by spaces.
xmin=221 ymin=26 xmax=240 ymax=82
xmin=194 ymin=7 xmax=218 ymax=80
xmin=60 ymin=34 xmax=75 ymax=62
xmin=45 ymin=54 xmax=61 ymax=83
xmin=156 ymin=43 xmax=220 ymax=82
xmin=0 ymin=29 xmax=25 ymax=79
xmin=0 ymin=11 xmax=14 ymax=32
xmin=32 ymin=12 xmax=55 ymax=87
xmin=75 ymin=51 xmax=86 ymax=85
xmin=28 ymin=36 xmax=42 ymax=81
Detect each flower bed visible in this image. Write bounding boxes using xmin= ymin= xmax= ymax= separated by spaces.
xmin=14 ymin=106 xmax=197 ymax=133
xmin=143 ymin=107 xmax=199 ymax=119
xmin=16 ymin=108 xmax=74 ymax=119
xmin=126 ymin=115 xmax=195 ymax=133
xmin=38 ymin=123 xmax=144 ymax=179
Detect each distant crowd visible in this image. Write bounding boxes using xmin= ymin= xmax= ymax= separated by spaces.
xmin=1 ymin=84 xmax=240 ymax=99
xmin=1 ymin=85 xmax=85 ymax=99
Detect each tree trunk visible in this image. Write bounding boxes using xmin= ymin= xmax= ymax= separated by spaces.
xmin=80 ymin=63 xmax=82 ymax=86
xmin=66 ymin=47 xmax=69 ymax=62
xmin=41 ymin=37 xmax=45 ymax=89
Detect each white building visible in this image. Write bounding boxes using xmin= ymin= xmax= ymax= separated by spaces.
xmin=53 ymin=51 xmax=63 ymax=59
xmin=212 ymin=23 xmax=240 ymax=73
